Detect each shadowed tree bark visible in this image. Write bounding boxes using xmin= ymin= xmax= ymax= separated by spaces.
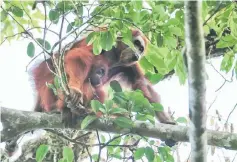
xmin=185 ymin=1 xmax=207 ymax=162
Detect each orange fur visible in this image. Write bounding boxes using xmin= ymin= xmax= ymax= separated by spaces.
xmin=32 ymin=28 xmax=168 ymax=122
xmin=33 ymin=48 xmax=95 ymax=112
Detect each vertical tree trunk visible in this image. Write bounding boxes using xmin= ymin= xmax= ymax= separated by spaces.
xmin=184 ymin=1 xmax=207 ymax=162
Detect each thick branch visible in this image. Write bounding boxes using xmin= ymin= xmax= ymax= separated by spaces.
xmin=1 ymin=107 xmax=237 ymax=150
xmin=185 ymin=1 xmax=207 ymax=162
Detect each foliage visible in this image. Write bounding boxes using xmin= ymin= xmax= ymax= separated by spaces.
xmin=1 ymin=1 xmax=237 ymax=83
xmin=82 ymin=80 xmax=167 ymax=129
xmin=1 ymin=0 xmax=237 ymax=161
xmin=36 ymin=144 xmax=49 ymax=162
xmin=1 ymin=1 xmax=236 ymax=83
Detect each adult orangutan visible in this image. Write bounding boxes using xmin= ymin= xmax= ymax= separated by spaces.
xmin=32 ymin=28 xmax=174 ymax=126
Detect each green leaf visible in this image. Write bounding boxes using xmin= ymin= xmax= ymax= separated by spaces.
xmin=101 ymin=31 xmax=113 ymax=51
xmin=145 ymin=147 xmax=154 ymax=162
xmin=63 ymin=147 xmax=74 ymax=162
xmin=135 ymin=114 xmax=147 ymax=121
xmin=75 ymin=5 xmax=83 ymax=15
xmin=134 ymin=147 xmax=145 ymax=160
xmin=92 ymin=154 xmax=99 ymax=161
xmin=121 ymin=37 xmax=136 ymax=51
xmin=112 ymin=92 xmax=127 ymax=106
xmin=105 ymin=100 xmax=113 ymax=112
xmin=56 ymin=1 xmax=73 ymax=12
xmin=90 ymin=100 xmax=104 ymax=112
xmin=46 ymin=82 xmax=57 ymax=95
xmin=81 ymin=115 xmax=97 ymax=129
xmin=121 ymin=27 xmax=135 ymax=49
xmin=27 ymin=42 xmax=35 ymax=58
xmin=126 ymin=90 xmax=153 ymax=112
xmin=139 ymin=57 xmax=154 ymax=72
xmin=110 ymin=80 xmax=122 ymax=92
xmin=114 ymin=117 xmax=133 ymax=128
xmin=158 ymin=47 xmax=169 ymax=58
xmin=36 ymin=144 xmax=49 ymax=162
xmin=220 ymin=51 xmax=234 ymax=73
xmin=0 ymin=10 xmax=7 ymax=22
xmin=146 ymin=115 xmax=155 ymax=125
xmin=140 ymin=10 xmax=150 ymax=23
xmin=58 ymin=159 xmax=64 ymax=162
xmin=100 ymin=135 xmax=106 ymax=143
xmin=49 ymin=9 xmax=60 ymax=22
xmin=32 ymin=10 xmax=45 ymax=20
xmin=154 ymin=5 xmax=166 ymax=20
xmin=54 ymin=76 xmax=61 ymax=89
xmin=166 ymin=18 xmax=179 ymax=26
xmin=152 ymin=103 xmax=164 ymax=111
xmin=156 ymin=33 xmax=163 ymax=47
xmin=36 ymin=38 xmax=51 ymax=50
xmin=174 ymin=53 xmax=187 ymax=84
xmin=93 ymin=39 xmax=102 ymax=55
xmin=154 ymin=155 xmax=162 ymax=162
xmin=122 ymin=27 xmax=132 ymax=38
xmin=11 ymin=6 xmax=23 ymax=17
xmin=109 ymin=108 xmax=128 ymax=115
xmin=111 ymin=153 xmax=122 ymax=159
xmin=167 ymin=154 xmax=175 ymax=162
xmin=167 ymin=54 xmax=177 ymax=71
xmin=66 ymin=22 xmax=75 ymax=33
xmin=216 ymin=35 xmax=237 ymax=48
xmin=110 ymin=135 xmax=122 ymax=145
xmin=164 ymin=36 xmax=177 ymax=49
xmin=230 ymin=12 xmax=237 ymax=38
xmin=145 ymin=44 xmax=167 ymax=75
xmin=74 ymin=18 xmax=82 ymax=27
xmin=169 ymin=26 xmax=182 ymax=37
xmin=176 ymin=117 xmax=188 ymax=123
xmin=99 ymin=107 xmax=106 ymax=114
xmin=86 ymin=32 xmax=97 ymax=45
xmin=158 ymin=146 xmax=173 ymax=161
xmin=146 ymin=72 xmax=164 ymax=84
xmin=132 ymin=0 xmax=142 ymax=11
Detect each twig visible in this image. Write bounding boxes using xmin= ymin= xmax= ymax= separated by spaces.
xmin=101 ymin=133 xmax=129 ymax=149
xmin=225 ymin=103 xmax=237 ymax=125
xmin=45 ymin=129 xmax=88 ymax=146
xmin=232 ymin=152 xmax=237 ymax=162
xmin=1 ymin=27 xmax=59 ymax=45
xmin=58 ymin=11 xmax=65 ymax=55
xmin=96 ymin=130 xmax=101 ymax=162
xmin=208 ymin=61 xmax=234 ymax=92
xmin=41 ymin=2 xmax=57 ymax=76
xmin=94 ymin=15 xmax=142 ymax=32
xmin=0 ymin=7 xmax=50 ymax=55
xmin=25 ymin=51 xmax=44 ymax=72
xmin=20 ymin=3 xmax=33 ymax=27
xmin=74 ymin=132 xmax=92 ymax=141
xmin=50 ymin=3 xmax=111 ymax=53
xmin=207 ymin=92 xmax=220 ymax=113
xmin=85 ymin=145 xmax=93 ymax=162
xmin=203 ymin=1 xmax=222 ymax=26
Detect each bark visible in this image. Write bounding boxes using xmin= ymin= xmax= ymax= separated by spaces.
xmin=185 ymin=1 xmax=207 ymax=162
xmin=1 ymin=107 xmax=237 ymax=150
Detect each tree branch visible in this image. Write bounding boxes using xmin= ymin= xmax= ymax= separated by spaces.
xmin=1 ymin=107 xmax=237 ymax=150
